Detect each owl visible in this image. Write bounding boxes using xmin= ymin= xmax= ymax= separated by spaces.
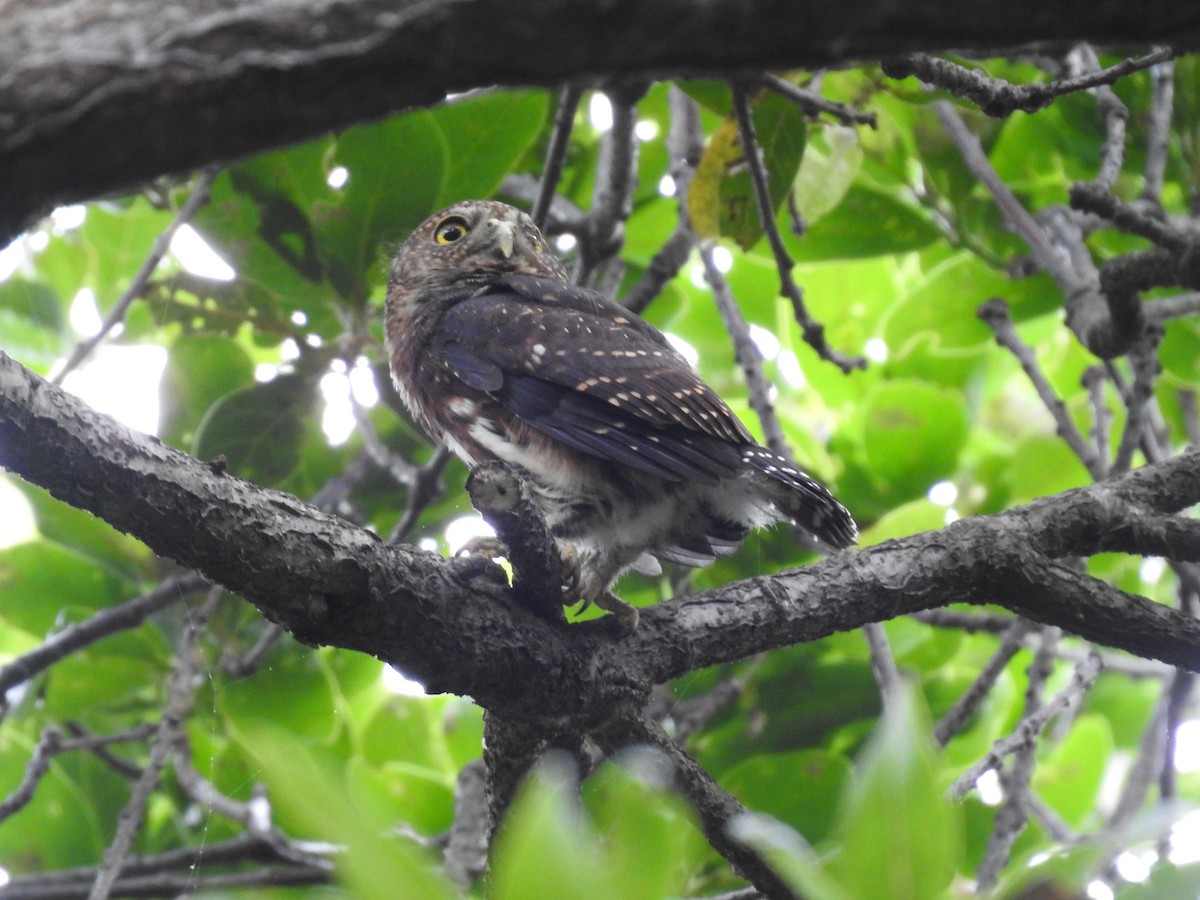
xmin=385 ymin=200 xmax=856 ymax=629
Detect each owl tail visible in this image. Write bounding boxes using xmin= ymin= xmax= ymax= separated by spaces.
xmin=742 ymin=447 xmax=858 ymax=550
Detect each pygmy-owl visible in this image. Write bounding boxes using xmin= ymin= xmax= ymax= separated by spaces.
xmin=386 ymin=200 xmax=856 ymax=628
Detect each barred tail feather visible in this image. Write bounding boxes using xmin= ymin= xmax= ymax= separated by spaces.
xmin=742 ymin=447 xmax=858 ymax=549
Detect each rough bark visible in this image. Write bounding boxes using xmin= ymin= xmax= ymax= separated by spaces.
xmin=3 ymin=348 xmax=1200 ymax=734
xmin=2 ymin=0 xmax=1200 ymax=244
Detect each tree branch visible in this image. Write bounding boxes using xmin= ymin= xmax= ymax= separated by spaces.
xmin=6 ymin=0 xmax=1197 ymax=245
xmin=3 ymin=349 xmax=1200 ymax=736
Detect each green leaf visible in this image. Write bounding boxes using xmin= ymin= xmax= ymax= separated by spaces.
xmin=725 ymin=814 xmax=853 ymax=900
xmin=860 ymin=380 xmax=969 ymax=495
xmin=1117 ymin=862 xmax=1200 ymax=900
xmin=0 ymin=543 xmax=128 ymax=636
xmin=193 ymin=169 xmax=340 ymax=336
xmin=793 ymin=127 xmax=864 ymax=225
xmin=492 ymin=757 xmax=609 ymax=900
xmin=239 ymin=725 xmax=456 ymax=900
xmin=0 ymin=280 xmax=67 ymax=371
xmin=690 ymin=90 xmax=807 ymax=249
xmin=320 ymin=111 xmax=449 ymax=300
xmin=76 ymin=199 xmax=174 ymax=306
xmin=1033 ymin=714 xmax=1112 ymax=827
xmin=583 ymin=754 xmax=706 ymax=900
xmin=159 ymin=335 xmax=255 ymax=449
xmin=722 ymin=749 xmax=850 ymax=844
xmin=791 ymin=185 xmax=940 ymax=261
xmin=826 ymin=687 xmax=961 ymax=900
xmin=0 ymin=734 xmax=105 ymax=869
xmin=436 ymin=91 xmax=550 ymax=206
xmin=192 ymin=372 xmax=316 ymax=485
xmin=221 ymin=649 xmax=339 ymax=744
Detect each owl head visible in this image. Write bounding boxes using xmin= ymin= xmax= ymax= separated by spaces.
xmin=388 ymin=200 xmax=567 ymax=299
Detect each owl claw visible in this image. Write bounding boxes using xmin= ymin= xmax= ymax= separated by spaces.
xmin=456 ymin=535 xmax=509 ymax=561
xmin=594 ymin=591 xmax=640 ymax=632
xmin=572 ymin=566 xmax=639 ymax=632
xmin=557 ymin=542 xmax=582 ymax=601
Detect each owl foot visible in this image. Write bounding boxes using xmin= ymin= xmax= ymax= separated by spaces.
xmin=456 ymin=535 xmax=509 ymax=561
xmin=573 ymin=568 xmax=639 ymax=632
xmin=594 ymin=591 xmax=640 ymax=632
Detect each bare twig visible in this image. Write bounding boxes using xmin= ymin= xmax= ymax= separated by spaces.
xmin=729 ymin=83 xmax=865 ymax=373
xmin=760 ymin=74 xmax=877 ymax=127
xmin=620 ymin=85 xmax=702 ymax=315
xmin=533 ymin=85 xmax=585 ymax=230
xmin=52 ymin=167 xmax=220 ymax=385
xmin=577 ymin=84 xmax=643 ymax=283
xmin=976 ymin=627 xmax=1062 ymax=891
xmin=1112 ymin=325 xmax=1166 ymax=473
xmin=62 ymin=722 xmax=155 ymax=780
xmin=88 ymin=590 xmax=220 ymax=900
xmin=862 ymin=622 xmax=902 ymax=710
xmin=1146 ymin=292 xmax=1200 ymax=322
xmin=0 ymin=832 xmax=334 ymax=898
xmin=591 ymin=712 xmax=798 ymax=900
xmin=443 ymin=759 xmax=488 ymax=888
xmin=1070 ymin=182 xmax=1187 ymax=251
xmin=951 ymin=649 xmax=1102 ymax=800
xmin=1142 ymin=58 xmax=1175 ymax=205
xmin=1071 ymin=45 xmax=1128 ymax=192
xmin=977 ymin=298 xmax=1103 ymax=478
xmin=700 ymin=241 xmax=789 ymax=457
xmin=0 ymin=572 xmax=209 ymax=697
xmin=220 ymin=622 xmax=285 ymax=679
xmin=884 ymin=47 xmax=1175 ymax=117
xmin=935 ymin=619 xmax=1034 ymax=745
xmin=388 ymin=444 xmax=452 ymax=543
xmin=1082 ymin=367 xmax=1112 ymax=478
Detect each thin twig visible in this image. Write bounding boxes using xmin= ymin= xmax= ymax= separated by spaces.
xmin=1146 ymin=292 xmax=1200 ymax=322
xmin=700 ymin=241 xmax=789 ymax=457
xmin=760 ymin=74 xmax=877 ymax=127
xmin=976 ymin=627 xmax=1062 ymax=892
xmin=935 ymin=619 xmax=1034 ymax=745
xmin=951 ymin=649 xmax=1102 ymax=800
xmin=52 ymin=167 xmax=220 ymax=385
xmin=619 ymin=85 xmax=703 ymax=315
xmin=63 ymin=722 xmax=155 ymax=780
xmin=88 ymin=590 xmax=221 ymax=900
xmin=577 ymin=84 xmax=643 ymax=284
xmin=0 ymin=572 xmax=209 ymax=696
xmin=532 ymin=85 xmax=584 ymax=230
xmin=1072 ymin=45 xmax=1128 ymax=192
xmin=862 ymin=622 xmax=902 ymax=711
xmin=1082 ymin=367 xmax=1112 ymax=479
xmin=729 ymin=83 xmax=865 ymax=374
xmin=388 ymin=443 xmax=452 ymax=542
xmin=978 ymin=298 xmax=1104 ymax=478
xmin=1142 ymin=58 xmax=1175 ymax=206
xmin=1112 ymin=325 xmax=1165 ymax=473
xmin=884 ymin=47 xmax=1175 ymax=117
xmin=591 ymin=712 xmax=798 ymax=900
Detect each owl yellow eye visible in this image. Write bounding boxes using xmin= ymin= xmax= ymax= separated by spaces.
xmin=434 ymin=216 xmax=471 ymax=244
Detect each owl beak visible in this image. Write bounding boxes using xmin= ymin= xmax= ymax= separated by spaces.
xmin=485 ymin=218 xmax=516 ymax=259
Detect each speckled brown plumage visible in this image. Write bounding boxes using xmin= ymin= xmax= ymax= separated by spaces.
xmin=385 ymin=200 xmax=856 ymax=626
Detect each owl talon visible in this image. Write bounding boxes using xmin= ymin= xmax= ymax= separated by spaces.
xmin=571 ymin=569 xmax=638 ymax=631
xmin=456 ymin=535 xmax=509 ymax=561
xmin=557 ymin=542 xmax=582 ymax=603
xmin=595 ymin=591 xmax=639 ymax=632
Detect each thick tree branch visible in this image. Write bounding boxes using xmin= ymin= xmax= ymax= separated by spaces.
xmin=3 ymin=350 xmax=1200 ymax=739
xmin=3 ymin=0 xmax=1200 ymax=245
